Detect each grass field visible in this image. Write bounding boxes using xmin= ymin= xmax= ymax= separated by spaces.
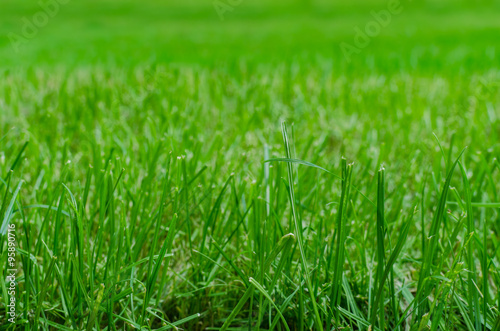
xmin=1 ymin=0 xmax=500 ymax=330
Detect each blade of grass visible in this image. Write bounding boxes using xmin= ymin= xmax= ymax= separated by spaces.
xmin=249 ymin=277 xmax=291 ymax=331
xmin=371 ymin=167 xmax=386 ymax=329
xmin=281 ymin=122 xmax=324 ymax=331
xmin=415 ymin=147 xmax=467 ymax=322
xmin=0 ymin=180 xmax=23 ymax=235
xmin=458 ymin=162 xmax=481 ymax=330
xmin=330 ymin=158 xmax=353 ymax=327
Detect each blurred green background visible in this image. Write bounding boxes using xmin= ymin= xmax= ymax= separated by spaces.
xmin=1 ymin=0 xmax=499 ymax=71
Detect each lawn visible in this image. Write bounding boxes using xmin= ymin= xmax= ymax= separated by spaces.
xmin=1 ymin=0 xmax=500 ymax=329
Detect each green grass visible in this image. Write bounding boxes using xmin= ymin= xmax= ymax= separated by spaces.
xmin=1 ymin=0 xmax=500 ymax=330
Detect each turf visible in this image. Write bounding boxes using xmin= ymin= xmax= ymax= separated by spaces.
xmin=1 ymin=0 xmax=500 ymax=330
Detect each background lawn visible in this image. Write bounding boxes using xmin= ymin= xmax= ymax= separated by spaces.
xmin=1 ymin=0 xmax=500 ymax=329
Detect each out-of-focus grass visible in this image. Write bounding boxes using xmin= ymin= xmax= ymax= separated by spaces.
xmin=0 ymin=0 xmax=499 ymax=70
